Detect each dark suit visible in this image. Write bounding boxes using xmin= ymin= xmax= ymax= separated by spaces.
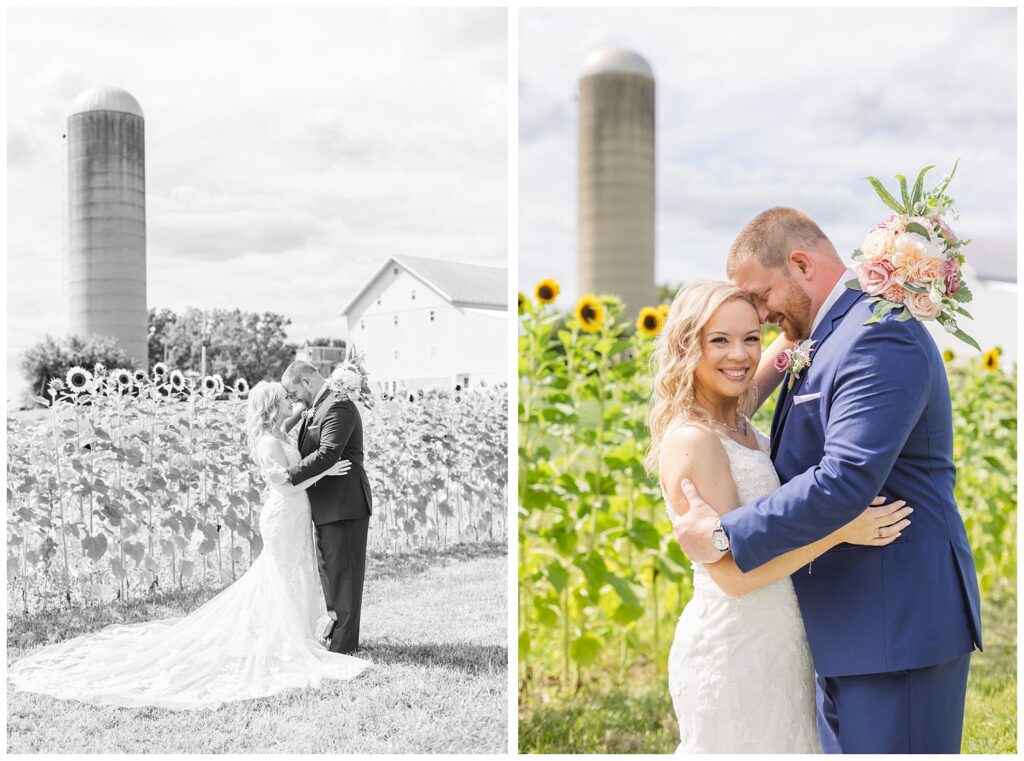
xmin=288 ymin=389 xmax=372 ymax=653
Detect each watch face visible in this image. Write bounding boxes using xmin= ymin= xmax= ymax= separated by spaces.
xmin=712 ymin=529 xmax=729 ymax=552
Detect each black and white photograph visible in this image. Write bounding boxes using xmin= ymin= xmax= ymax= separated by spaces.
xmin=6 ymin=6 xmax=508 ymax=754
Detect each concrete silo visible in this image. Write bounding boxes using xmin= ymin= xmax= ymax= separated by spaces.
xmin=65 ymin=85 xmax=148 ymax=369
xmin=577 ymin=47 xmax=656 ymax=317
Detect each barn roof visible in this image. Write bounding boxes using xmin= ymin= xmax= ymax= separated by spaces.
xmin=340 ymin=255 xmax=507 ymax=316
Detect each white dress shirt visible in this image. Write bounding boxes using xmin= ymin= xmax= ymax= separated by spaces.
xmin=810 ymin=268 xmax=856 ymax=335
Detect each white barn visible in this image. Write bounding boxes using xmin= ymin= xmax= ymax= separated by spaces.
xmin=341 ymin=255 xmax=507 ymax=393
xmin=923 ymin=238 xmax=1016 ymax=367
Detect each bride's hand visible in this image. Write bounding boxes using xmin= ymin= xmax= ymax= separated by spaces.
xmin=327 ymin=459 xmax=352 ymax=477
xmin=836 ymin=497 xmax=913 ymax=546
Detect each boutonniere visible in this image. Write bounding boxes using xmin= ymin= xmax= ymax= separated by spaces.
xmin=775 ymin=339 xmax=817 ymax=390
xmin=302 ymin=407 xmax=315 ymax=421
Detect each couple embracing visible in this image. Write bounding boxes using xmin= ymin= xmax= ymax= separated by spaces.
xmin=9 ymin=360 xmax=373 ymax=709
xmin=653 ymin=207 xmax=982 ymax=753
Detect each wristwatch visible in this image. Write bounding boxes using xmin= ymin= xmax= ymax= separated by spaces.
xmin=711 ymin=519 xmax=730 ymax=552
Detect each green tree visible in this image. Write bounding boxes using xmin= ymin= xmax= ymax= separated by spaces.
xmin=149 ymin=307 xmax=297 ymax=384
xmin=19 ymin=334 xmax=132 ymax=403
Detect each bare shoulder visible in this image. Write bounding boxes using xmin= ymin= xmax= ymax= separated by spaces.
xmin=660 ymin=420 xmax=740 ymax=515
xmin=257 ymin=435 xmax=286 ymax=459
xmin=661 ymin=421 xmax=728 ymax=468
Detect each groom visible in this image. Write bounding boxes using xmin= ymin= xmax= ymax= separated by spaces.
xmin=674 ymin=207 xmax=982 ymax=753
xmin=282 ymin=360 xmax=373 ymax=654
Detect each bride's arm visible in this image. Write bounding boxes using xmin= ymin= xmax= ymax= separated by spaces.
xmin=257 ymin=438 xmax=349 ymax=495
xmin=661 ymin=426 xmax=912 ymax=598
xmin=280 ymin=403 xmax=305 ymax=435
xmin=752 ymin=330 xmax=794 ymax=410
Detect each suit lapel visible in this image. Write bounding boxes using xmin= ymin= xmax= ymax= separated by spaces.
xmin=770 ymin=286 xmax=865 ymax=459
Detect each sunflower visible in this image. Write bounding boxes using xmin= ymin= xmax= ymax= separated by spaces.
xmin=133 ymin=369 xmax=148 ymax=386
xmin=942 ymin=348 xmax=955 ymax=363
xmin=535 ymin=278 xmax=560 ymax=304
xmin=65 ymin=366 xmax=93 ymax=394
xmin=111 ymin=368 xmax=134 ymax=391
xmin=47 ymin=377 xmax=65 ymax=396
xmin=983 ymin=349 xmax=999 ymax=372
xmin=518 ymin=292 xmax=527 ymax=313
xmin=234 ymin=377 xmax=250 ymax=395
xmin=574 ymin=293 xmax=605 ymax=334
xmin=152 ymin=362 xmax=168 ymax=379
xmin=636 ymin=306 xmax=664 ymax=337
xmin=169 ymin=370 xmax=186 ymax=391
xmin=202 ymin=375 xmax=219 ymax=394
xmin=212 ymin=374 xmax=225 ymax=394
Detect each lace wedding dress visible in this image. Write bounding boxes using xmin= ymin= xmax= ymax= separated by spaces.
xmin=667 ymin=428 xmax=820 ymax=753
xmin=8 ymin=435 xmax=370 ymax=710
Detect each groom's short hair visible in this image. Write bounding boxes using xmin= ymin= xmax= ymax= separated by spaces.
xmin=282 ymin=360 xmax=320 ymax=386
xmin=726 ymin=207 xmax=834 ymax=277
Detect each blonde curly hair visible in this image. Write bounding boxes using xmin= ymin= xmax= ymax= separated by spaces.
xmin=245 ymin=381 xmax=288 ymax=463
xmin=646 ymin=281 xmax=759 ymax=474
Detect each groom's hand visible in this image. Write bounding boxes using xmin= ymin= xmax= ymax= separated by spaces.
xmin=672 ymin=479 xmax=728 ymax=564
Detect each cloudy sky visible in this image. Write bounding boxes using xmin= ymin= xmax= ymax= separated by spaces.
xmin=7 ymin=7 xmax=506 ymax=398
xmin=519 ymin=7 xmax=1016 ymax=302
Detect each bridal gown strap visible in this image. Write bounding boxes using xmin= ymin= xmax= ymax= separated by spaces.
xmin=7 ymin=435 xmax=370 ymax=710
xmin=667 ymin=427 xmax=821 ymax=753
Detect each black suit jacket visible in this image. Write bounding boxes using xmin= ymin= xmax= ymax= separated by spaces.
xmin=288 ymin=391 xmax=372 ymax=525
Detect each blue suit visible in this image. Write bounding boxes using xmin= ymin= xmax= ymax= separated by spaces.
xmin=720 ymin=286 xmax=982 ymax=753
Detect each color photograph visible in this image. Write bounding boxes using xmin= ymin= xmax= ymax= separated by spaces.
xmin=7 ymin=6 xmax=507 ymax=753
xmin=518 ymin=7 xmax=1015 ymax=754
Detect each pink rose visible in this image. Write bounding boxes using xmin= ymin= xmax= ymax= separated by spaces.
xmin=856 ymin=260 xmax=897 ymax=296
xmin=882 ymin=283 xmax=907 ymax=304
xmin=905 ymin=290 xmax=942 ymax=320
xmin=774 ymin=349 xmax=792 ymax=373
xmin=943 ymin=259 xmax=961 ymax=295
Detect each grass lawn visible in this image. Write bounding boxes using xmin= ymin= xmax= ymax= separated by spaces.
xmin=519 ymin=587 xmax=1016 ymax=754
xmin=8 ymin=543 xmax=508 ymax=754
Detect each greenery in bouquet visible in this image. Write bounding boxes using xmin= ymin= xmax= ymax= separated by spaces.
xmin=325 ymin=344 xmax=375 ymax=410
xmin=847 ymin=160 xmax=979 ymax=350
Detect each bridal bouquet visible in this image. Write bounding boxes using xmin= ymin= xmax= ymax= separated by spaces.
xmin=326 ymin=344 xmax=375 ymax=409
xmin=846 ymin=160 xmax=978 ymax=350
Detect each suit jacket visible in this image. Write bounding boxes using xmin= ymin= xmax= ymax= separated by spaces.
xmin=720 ymin=286 xmax=982 ymax=677
xmin=288 ymin=391 xmax=372 ymax=525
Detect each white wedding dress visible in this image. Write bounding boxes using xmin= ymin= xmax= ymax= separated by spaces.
xmin=667 ymin=428 xmax=820 ymax=753
xmin=7 ymin=435 xmax=370 ymax=710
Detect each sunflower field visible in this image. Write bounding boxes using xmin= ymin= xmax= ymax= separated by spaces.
xmin=6 ymin=365 xmax=507 ymax=612
xmin=518 ymin=280 xmax=1016 ymax=699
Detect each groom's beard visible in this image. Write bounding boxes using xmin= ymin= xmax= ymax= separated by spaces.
xmin=775 ymin=279 xmax=813 ymax=341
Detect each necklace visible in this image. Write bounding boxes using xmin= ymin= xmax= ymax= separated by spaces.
xmin=712 ymin=413 xmax=748 ymax=436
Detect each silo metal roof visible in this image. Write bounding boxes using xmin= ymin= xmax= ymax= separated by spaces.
xmin=581 ymin=47 xmax=654 ymax=81
xmin=69 ymin=86 xmax=144 ymax=118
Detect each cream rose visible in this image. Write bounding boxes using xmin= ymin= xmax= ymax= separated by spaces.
xmin=860 ymin=227 xmax=895 ymax=263
xmin=905 ymin=289 xmax=942 ymax=320
xmin=906 ymin=256 xmax=947 ymax=285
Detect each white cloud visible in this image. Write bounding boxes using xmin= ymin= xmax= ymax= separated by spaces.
xmin=7 ymin=7 xmax=507 ymax=399
xmin=519 ymin=7 xmax=1016 ymax=300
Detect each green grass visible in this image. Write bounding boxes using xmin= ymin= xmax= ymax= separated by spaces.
xmin=519 ymin=588 xmax=1016 ymax=754
xmin=8 ymin=544 xmax=508 ymax=754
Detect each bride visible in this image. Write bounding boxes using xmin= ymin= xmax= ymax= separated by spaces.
xmin=7 ymin=380 xmax=370 ymax=710
xmin=649 ymin=282 xmax=913 ymax=753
